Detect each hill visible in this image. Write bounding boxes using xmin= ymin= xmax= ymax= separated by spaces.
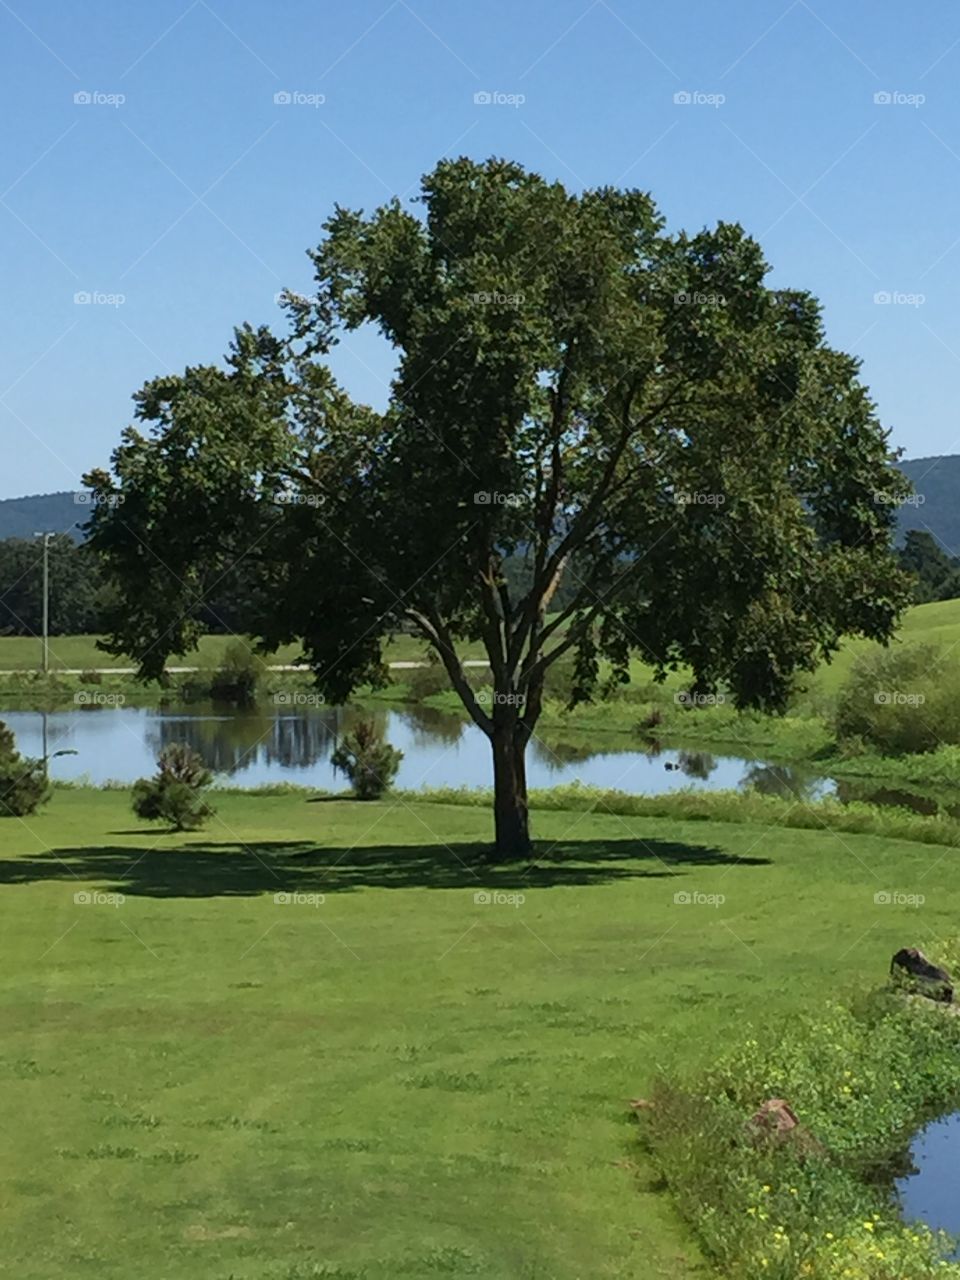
xmin=0 ymin=491 xmax=87 ymax=542
xmin=897 ymin=456 xmax=960 ymax=553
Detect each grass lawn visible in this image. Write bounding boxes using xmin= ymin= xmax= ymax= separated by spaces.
xmin=2 ymin=789 xmax=958 ymax=1278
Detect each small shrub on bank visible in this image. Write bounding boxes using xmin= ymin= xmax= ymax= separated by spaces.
xmin=209 ymin=640 xmax=261 ymax=705
xmin=0 ymin=720 xmax=51 ymax=817
xmin=332 ymin=720 xmax=403 ymax=799
xmin=132 ymin=744 xmax=215 ymax=830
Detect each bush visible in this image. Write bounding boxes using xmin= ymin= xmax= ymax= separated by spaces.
xmin=835 ymin=642 xmax=960 ymax=755
xmin=0 ymin=720 xmax=51 ymax=817
xmin=132 ymin=743 xmax=215 ymax=830
xmin=209 ymin=640 xmax=261 ymax=705
xmin=331 ymin=720 xmax=403 ymax=799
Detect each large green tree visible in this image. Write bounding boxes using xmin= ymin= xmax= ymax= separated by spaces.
xmin=85 ymin=158 xmax=911 ymax=857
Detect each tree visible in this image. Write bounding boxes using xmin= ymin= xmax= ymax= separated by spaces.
xmin=896 ymin=529 xmax=960 ymax=603
xmin=84 ymin=157 xmax=912 ymax=858
xmin=132 ymin=743 xmax=215 ymax=831
xmin=331 ymin=719 xmax=403 ymax=799
xmin=0 ymin=535 xmax=112 ymax=636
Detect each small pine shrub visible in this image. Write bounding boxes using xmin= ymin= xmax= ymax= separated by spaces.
xmin=0 ymin=720 xmax=51 ymax=817
xmin=331 ymin=720 xmax=403 ymax=800
xmin=132 ymin=743 xmax=215 ymax=831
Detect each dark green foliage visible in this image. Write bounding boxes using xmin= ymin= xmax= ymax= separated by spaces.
xmin=132 ymin=744 xmax=215 ymax=830
xmin=834 ymin=643 xmax=960 ymax=754
xmin=0 ymin=535 xmax=113 ymax=636
xmin=208 ymin=639 xmax=260 ymax=705
xmin=897 ymin=529 xmax=960 ymax=603
xmin=0 ymin=720 xmax=51 ymax=817
xmin=331 ymin=720 xmax=403 ymax=799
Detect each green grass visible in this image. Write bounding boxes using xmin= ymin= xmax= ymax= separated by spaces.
xmin=3 ymin=788 xmax=960 ymax=1278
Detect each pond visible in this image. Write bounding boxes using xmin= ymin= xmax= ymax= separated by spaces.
xmin=2 ymin=701 xmax=838 ymax=799
xmin=896 ymin=1111 xmax=960 ymax=1256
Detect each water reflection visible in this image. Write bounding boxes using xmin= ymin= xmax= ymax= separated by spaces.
xmin=897 ymin=1111 xmax=960 ymax=1259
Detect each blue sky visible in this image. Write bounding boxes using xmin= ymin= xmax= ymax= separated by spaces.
xmin=2 ymin=0 xmax=959 ymax=499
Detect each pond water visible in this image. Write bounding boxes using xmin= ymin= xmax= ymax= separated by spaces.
xmin=2 ymin=701 xmax=838 ymax=799
xmin=897 ymin=1111 xmax=960 ymax=1255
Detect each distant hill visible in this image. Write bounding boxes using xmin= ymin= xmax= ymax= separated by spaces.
xmin=1 ymin=457 xmax=957 ymax=549
xmin=897 ymin=457 xmax=960 ymax=555
xmin=0 ymin=491 xmax=88 ymax=542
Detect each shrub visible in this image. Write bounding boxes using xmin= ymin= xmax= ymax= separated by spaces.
xmin=132 ymin=743 xmax=215 ymax=830
xmin=209 ymin=640 xmax=261 ymax=705
xmin=835 ymin=642 xmax=960 ymax=755
xmin=0 ymin=720 xmax=51 ymax=817
xmin=331 ymin=720 xmax=403 ymax=799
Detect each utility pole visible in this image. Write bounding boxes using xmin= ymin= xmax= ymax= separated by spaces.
xmin=34 ymin=531 xmax=54 ymax=674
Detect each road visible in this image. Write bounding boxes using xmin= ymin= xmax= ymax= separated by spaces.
xmin=0 ymin=660 xmax=491 ymax=675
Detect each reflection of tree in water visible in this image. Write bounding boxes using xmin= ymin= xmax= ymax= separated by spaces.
xmin=675 ymin=750 xmax=716 ymax=780
xmin=150 ymin=705 xmax=348 ymax=775
xmin=743 ymin=764 xmax=819 ymax=801
xmin=397 ymin=704 xmax=465 ymax=747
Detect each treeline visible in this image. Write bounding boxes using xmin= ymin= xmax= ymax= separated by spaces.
xmin=0 ymin=529 xmax=955 ymax=638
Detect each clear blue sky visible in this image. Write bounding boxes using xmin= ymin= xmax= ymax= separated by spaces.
xmin=2 ymin=0 xmax=959 ymax=499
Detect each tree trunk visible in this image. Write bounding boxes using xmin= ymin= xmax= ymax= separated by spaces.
xmin=491 ymin=725 xmax=531 ymax=859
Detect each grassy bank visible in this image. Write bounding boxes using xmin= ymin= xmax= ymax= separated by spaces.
xmin=3 ymin=788 xmax=960 ymax=1277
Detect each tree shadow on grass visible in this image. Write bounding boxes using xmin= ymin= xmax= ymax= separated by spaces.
xmin=0 ymin=835 xmax=770 ymax=899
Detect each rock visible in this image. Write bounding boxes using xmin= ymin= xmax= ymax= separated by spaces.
xmin=890 ymin=948 xmax=954 ymax=1003
xmin=747 ymin=1098 xmax=824 ymax=1158
xmin=749 ymin=1098 xmax=799 ymax=1137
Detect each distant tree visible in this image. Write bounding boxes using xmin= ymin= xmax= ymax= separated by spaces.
xmin=896 ymin=529 xmax=960 ymax=603
xmin=0 ymin=535 xmax=112 ymax=636
xmin=85 ymin=157 xmax=912 ymax=857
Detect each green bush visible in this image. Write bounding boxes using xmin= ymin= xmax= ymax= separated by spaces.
xmin=835 ymin=643 xmax=960 ymax=755
xmin=643 ymin=977 xmax=960 ymax=1279
xmin=132 ymin=743 xmax=215 ymax=830
xmin=0 ymin=720 xmax=51 ymax=817
xmin=331 ymin=720 xmax=403 ymax=799
xmin=209 ymin=640 xmax=261 ymax=705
